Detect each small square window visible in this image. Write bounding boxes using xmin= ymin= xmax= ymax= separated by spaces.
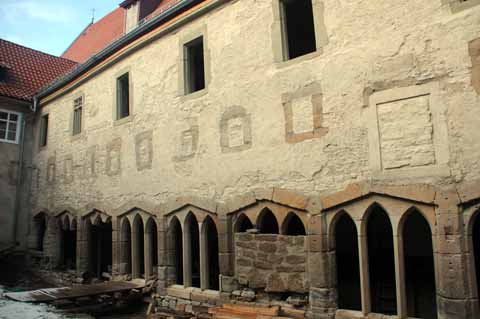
xmin=39 ymin=114 xmax=49 ymax=147
xmin=116 ymin=73 xmax=130 ymax=120
xmin=184 ymin=37 xmax=206 ymax=94
xmin=73 ymin=96 xmax=83 ymax=135
xmin=280 ymin=0 xmax=317 ymax=60
xmin=0 ymin=109 xmax=21 ymax=143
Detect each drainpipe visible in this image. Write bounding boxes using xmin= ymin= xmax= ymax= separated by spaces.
xmin=12 ymin=109 xmax=28 ymax=247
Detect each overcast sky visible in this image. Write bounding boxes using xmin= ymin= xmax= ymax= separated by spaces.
xmin=0 ymin=0 xmax=120 ymax=56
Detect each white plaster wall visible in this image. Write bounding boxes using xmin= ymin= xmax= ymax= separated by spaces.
xmin=32 ymin=0 xmax=480 ymax=213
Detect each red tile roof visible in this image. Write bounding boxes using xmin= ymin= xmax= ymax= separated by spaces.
xmin=62 ymin=1 xmax=183 ymax=64
xmin=62 ymin=7 xmax=126 ymax=63
xmin=0 ymin=39 xmax=78 ymax=102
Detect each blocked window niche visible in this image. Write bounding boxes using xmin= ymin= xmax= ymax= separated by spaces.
xmin=184 ymin=37 xmax=205 ymax=94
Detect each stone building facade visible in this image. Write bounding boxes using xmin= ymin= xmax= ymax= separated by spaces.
xmin=26 ymin=0 xmax=480 ymax=318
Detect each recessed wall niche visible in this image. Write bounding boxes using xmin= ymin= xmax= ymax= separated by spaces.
xmin=220 ymin=106 xmax=252 ymax=153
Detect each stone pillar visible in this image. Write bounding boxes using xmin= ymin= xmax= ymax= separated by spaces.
xmin=157 ymin=217 xmax=169 ymax=294
xmin=144 ymin=226 xmax=152 ymax=280
xmin=435 ymin=190 xmax=476 ymax=319
xmin=307 ymin=214 xmax=336 ymax=318
xmin=183 ymin=221 xmax=192 ymax=287
xmin=76 ymin=219 xmax=89 ymax=274
xmin=111 ymin=217 xmax=120 ymax=275
xmin=131 ymin=222 xmax=140 ymax=279
xmin=218 ymin=213 xmax=233 ymax=277
xmin=44 ymin=216 xmax=60 ymax=268
xmin=357 ymin=228 xmax=371 ymax=315
xmin=200 ymin=222 xmax=208 ymax=290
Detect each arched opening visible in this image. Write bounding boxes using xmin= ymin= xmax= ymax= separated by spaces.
xmin=59 ymin=216 xmax=77 ymax=270
xmin=257 ymin=208 xmax=279 ymax=234
xmin=33 ymin=213 xmax=47 ymax=251
xmin=133 ymin=215 xmax=145 ymax=278
xmin=203 ymin=217 xmax=219 ymax=290
xmin=145 ymin=218 xmax=158 ymax=278
xmin=234 ymin=214 xmax=253 ymax=233
xmin=88 ymin=216 xmax=113 ymax=278
xmin=282 ymin=212 xmax=306 ymax=236
xmin=120 ymin=218 xmax=132 ymax=275
xmin=367 ymin=206 xmax=397 ymax=315
xmin=335 ymin=213 xmax=361 ymax=311
xmin=185 ymin=213 xmax=200 ymax=288
xmin=169 ymin=217 xmax=183 ymax=285
xmin=474 ymin=211 xmax=480 ymax=311
xmin=403 ymin=210 xmax=437 ymax=318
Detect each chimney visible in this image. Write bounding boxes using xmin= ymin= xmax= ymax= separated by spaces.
xmin=120 ymin=0 xmax=141 ymax=33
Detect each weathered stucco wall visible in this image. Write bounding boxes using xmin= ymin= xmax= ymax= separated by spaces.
xmin=0 ymin=97 xmax=33 ymax=248
xmin=31 ymin=0 xmax=480 ymax=213
xmin=235 ymin=233 xmax=307 ymax=293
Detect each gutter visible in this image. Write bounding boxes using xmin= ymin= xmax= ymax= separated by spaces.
xmin=35 ymin=0 xmax=201 ymax=102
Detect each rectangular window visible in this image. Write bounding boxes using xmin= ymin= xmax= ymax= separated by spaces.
xmin=73 ymin=96 xmax=83 ymax=135
xmin=39 ymin=114 xmax=48 ymax=147
xmin=281 ymin=0 xmax=317 ymax=60
xmin=184 ymin=37 xmax=205 ymax=94
xmin=116 ymin=73 xmax=130 ymax=120
xmin=0 ymin=110 xmax=21 ymax=144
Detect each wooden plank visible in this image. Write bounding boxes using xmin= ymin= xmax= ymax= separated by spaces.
xmin=4 ymin=279 xmax=145 ymax=303
xmin=222 ymin=304 xmax=280 ymax=316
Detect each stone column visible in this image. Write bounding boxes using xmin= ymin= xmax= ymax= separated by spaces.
xmin=200 ymin=222 xmax=208 ymax=290
xmin=393 ymin=228 xmax=407 ymax=318
xmin=435 ymin=190 xmax=476 ymax=319
xmin=357 ymin=228 xmax=371 ymax=315
xmin=131 ymin=222 xmax=140 ymax=279
xmin=183 ymin=221 xmax=192 ymax=287
xmin=144 ymin=226 xmax=152 ymax=280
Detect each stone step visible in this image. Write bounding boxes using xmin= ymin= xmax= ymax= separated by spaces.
xmin=209 ymin=303 xmax=294 ymax=319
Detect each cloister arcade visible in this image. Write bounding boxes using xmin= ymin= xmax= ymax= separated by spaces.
xmin=29 ymin=186 xmax=480 ymax=319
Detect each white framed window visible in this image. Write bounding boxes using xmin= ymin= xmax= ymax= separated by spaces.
xmin=0 ymin=109 xmax=21 ymax=144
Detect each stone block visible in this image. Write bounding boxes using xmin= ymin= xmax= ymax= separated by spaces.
xmin=286 ymin=255 xmax=306 ymax=264
xmin=258 ymin=242 xmax=277 ymax=253
xmin=219 ymin=253 xmax=234 ymax=276
xmin=167 ymin=286 xmax=193 ymax=300
xmin=258 ymin=234 xmax=278 ymax=242
xmin=227 ymin=192 xmax=256 ymax=213
xmin=320 ymin=182 xmax=369 ymax=210
xmin=436 ymin=234 xmax=463 ymax=254
xmin=436 ymin=253 xmax=468 ymax=299
xmin=287 ymin=273 xmax=308 ymax=292
xmin=308 ymin=215 xmax=325 ymax=236
xmin=220 ymin=275 xmax=239 ymax=293
xmin=457 ymin=179 xmax=480 ymax=205
xmin=253 ymin=188 xmax=274 ymax=201
xmin=273 ymin=188 xmax=309 ymax=210
xmin=437 ymin=213 xmax=462 ymax=236
xmin=437 ymin=295 xmax=475 ymax=319
xmin=307 ymin=235 xmax=328 ymax=252
xmin=309 ymin=287 xmax=337 ymax=308
xmin=237 ymin=258 xmax=252 ymax=267
xmin=265 ymin=273 xmax=287 ymax=292
xmin=308 ymin=251 xmax=335 ymax=288
xmin=254 ymin=260 xmax=273 ymax=270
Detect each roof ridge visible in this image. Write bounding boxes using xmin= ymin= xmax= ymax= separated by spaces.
xmin=0 ymin=38 xmax=78 ymax=65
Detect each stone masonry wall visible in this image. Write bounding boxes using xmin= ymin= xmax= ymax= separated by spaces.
xmin=235 ymin=233 xmax=308 ymax=293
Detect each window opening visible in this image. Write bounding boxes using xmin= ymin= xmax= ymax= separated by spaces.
xmin=0 ymin=110 xmax=20 ymax=143
xmin=184 ymin=37 xmax=205 ymax=94
xmin=116 ymin=73 xmax=130 ymax=120
xmin=39 ymin=114 xmax=48 ymax=147
xmin=73 ymin=96 xmax=83 ymax=135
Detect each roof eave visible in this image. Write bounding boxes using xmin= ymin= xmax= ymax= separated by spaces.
xmin=36 ymin=0 xmax=195 ymax=102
